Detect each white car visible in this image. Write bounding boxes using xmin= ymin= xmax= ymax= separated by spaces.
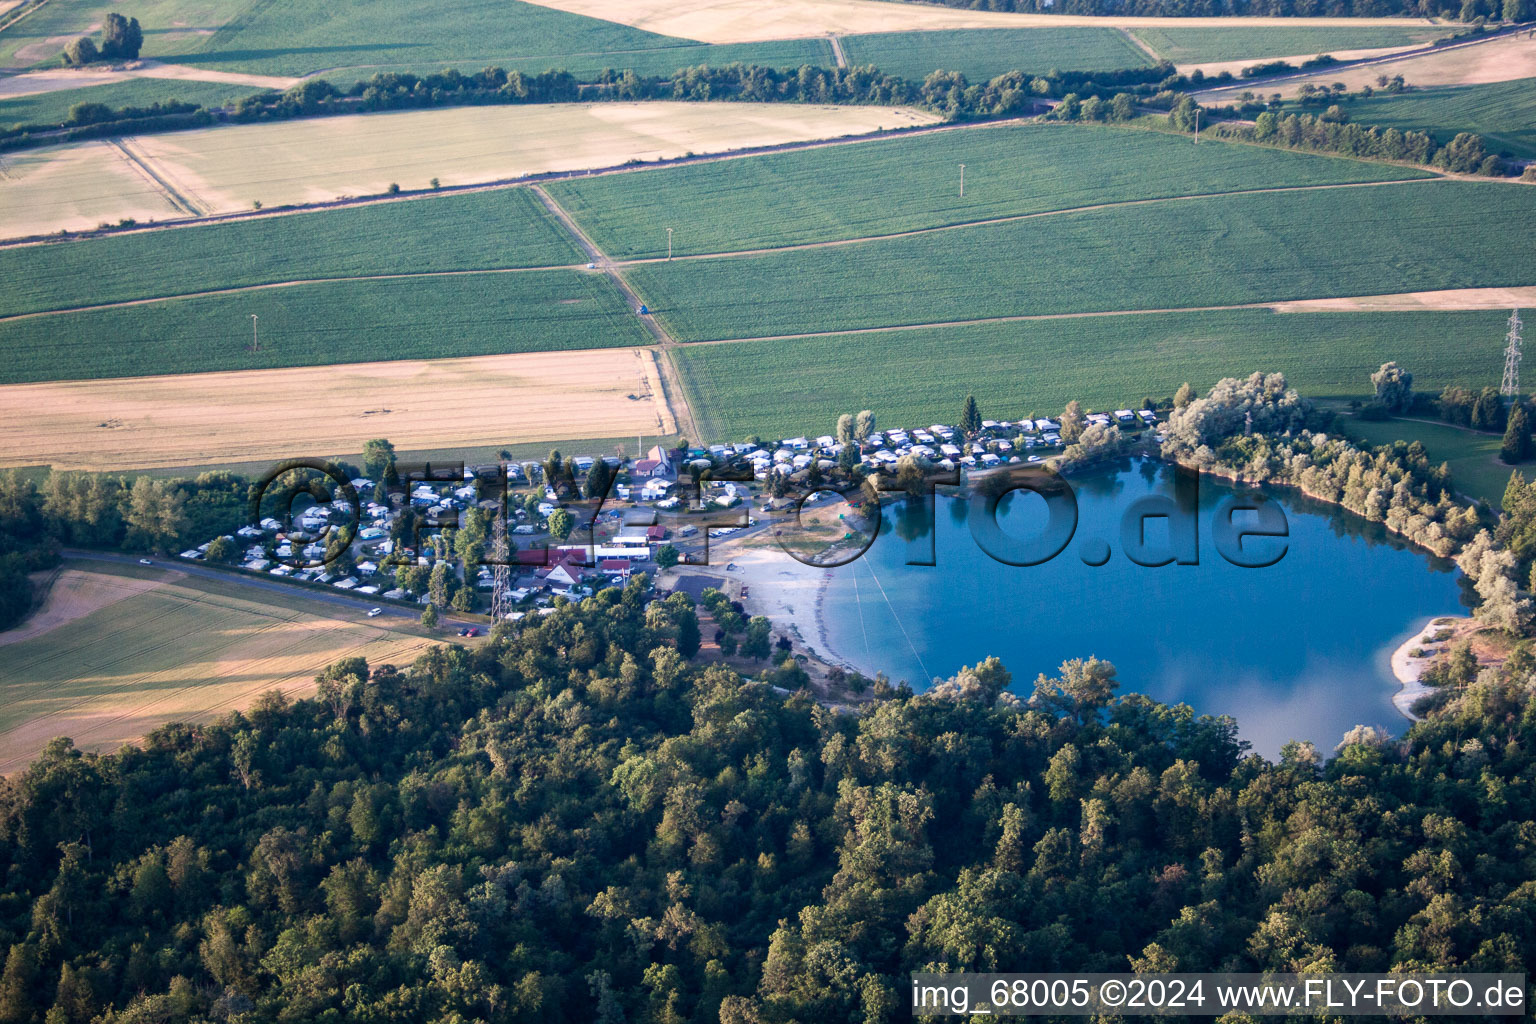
xmin=367 ymin=607 xmax=383 ymax=617
xmin=138 ymin=558 xmax=153 ymax=565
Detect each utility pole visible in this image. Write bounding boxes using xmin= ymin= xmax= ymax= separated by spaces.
xmin=250 ymin=314 xmax=259 ymax=352
xmin=1502 ymin=308 xmax=1524 ymax=398
xmin=489 ymin=512 xmax=510 ymax=624
xmin=958 ymin=163 xmax=965 ymax=197
xmin=666 ymin=227 xmax=673 ymax=261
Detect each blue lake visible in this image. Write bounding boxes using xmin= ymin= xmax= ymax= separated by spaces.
xmin=819 ymin=459 xmax=1469 ymax=757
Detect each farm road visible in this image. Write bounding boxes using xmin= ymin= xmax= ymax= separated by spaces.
xmin=62 ymin=550 xmax=482 ymax=631
xmin=529 ymin=183 xmax=704 ymax=444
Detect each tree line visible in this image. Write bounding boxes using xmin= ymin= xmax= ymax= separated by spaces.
xmin=1210 ymin=107 xmax=1518 ymax=176
xmin=1 ymin=61 xmax=1175 ymax=154
xmin=0 ymin=469 xmax=254 ymax=630
xmin=882 ymin=0 xmax=1530 ymax=17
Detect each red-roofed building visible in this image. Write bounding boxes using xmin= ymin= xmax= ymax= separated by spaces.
xmin=646 ymin=525 xmax=666 ymax=541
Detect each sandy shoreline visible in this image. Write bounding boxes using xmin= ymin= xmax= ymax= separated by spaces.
xmin=1389 ymin=614 xmax=1468 ymax=720
xmin=674 ymin=535 xmax=860 ymax=672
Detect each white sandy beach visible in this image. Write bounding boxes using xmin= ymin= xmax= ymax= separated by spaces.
xmin=672 ymin=533 xmax=865 ymax=674
xmin=1390 ymin=615 xmax=1468 ymax=720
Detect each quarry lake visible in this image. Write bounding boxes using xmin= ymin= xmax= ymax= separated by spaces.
xmin=819 ymin=459 xmax=1469 ymax=757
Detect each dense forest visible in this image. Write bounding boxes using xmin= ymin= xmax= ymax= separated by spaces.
xmin=1 ymin=571 xmax=1534 ymax=1023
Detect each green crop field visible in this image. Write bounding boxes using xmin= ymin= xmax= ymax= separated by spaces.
xmin=308 ymin=38 xmax=833 ymax=86
xmin=0 ymin=0 xmax=238 ymax=70
xmin=0 ymin=269 xmax=648 ymax=383
xmin=168 ymin=0 xmax=817 ymax=78
xmin=838 ymin=27 xmax=1154 ymax=82
xmin=674 ymin=308 xmax=1510 ymax=444
xmin=0 ymin=186 xmax=582 ymax=317
xmin=624 ymin=179 xmax=1536 ymax=342
xmin=1129 ymin=25 xmax=1447 ymax=64
xmin=1314 ymin=80 xmax=1536 ymax=160
xmin=0 ymin=77 xmax=259 ymax=131
xmin=546 ymin=123 xmax=1428 ymax=259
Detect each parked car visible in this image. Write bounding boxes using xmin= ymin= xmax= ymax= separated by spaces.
xmin=367 ymin=607 xmax=383 ymax=617
xmin=138 ymin=558 xmax=152 ymax=565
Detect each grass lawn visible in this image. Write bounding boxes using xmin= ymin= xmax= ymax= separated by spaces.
xmin=674 ymin=308 xmax=1512 ymax=444
xmin=546 ymin=122 xmax=1429 ymax=259
xmin=0 ymin=269 xmax=650 ymax=383
xmin=838 ymin=27 xmax=1154 ymax=82
xmin=0 ymin=186 xmax=584 ymax=317
xmin=1315 ymin=80 xmax=1536 ymax=160
xmin=626 ymin=179 xmax=1536 ymax=342
xmin=1130 ymin=25 xmax=1447 ymax=64
xmin=1342 ymin=413 xmax=1513 ymax=508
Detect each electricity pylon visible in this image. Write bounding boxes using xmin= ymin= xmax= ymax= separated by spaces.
xmin=1501 ymin=309 xmax=1524 ymax=398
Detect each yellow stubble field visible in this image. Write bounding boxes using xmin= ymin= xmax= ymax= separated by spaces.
xmin=516 ymin=0 xmax=1432 ymax=43
xmin=0 ymin=564 xmax=442 ymax=772
xmin=0 ymin=101 xmax=939 ymax=237
xmin=0 ymin=347 xmax=678 ymax=471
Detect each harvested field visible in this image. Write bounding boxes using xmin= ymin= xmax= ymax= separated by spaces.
xmin=0 ymin=101 xmax=938 ymax=237
xmin=0 ymin=60 xmax=298 ymax=101
xmin=1196 ymin=32 xmax=1536 ymax=101
xmin=0 ymin=140 xmax=185 ymax=239
xmin=0 ymin=348 xmax=677 ymax=470
xmin=0 ymin=569 xmax=167 ymax=647
xmin=1275 ymin=286 xmax=1536 ymax=312
xmin=514 ymin=0 xmax=1433 ymax=44
xmin=0 ymin=565 xmax=439 ymax=771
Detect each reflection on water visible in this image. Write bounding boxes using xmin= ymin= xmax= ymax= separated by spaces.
xmin=821 ymin=458 xmax=1469 ymax=758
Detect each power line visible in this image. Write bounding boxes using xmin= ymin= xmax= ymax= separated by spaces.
xmin=1502 ymin=308 xmax=1523 ymax=398
xmin=490 ymin=510 xmax=511 ymax=623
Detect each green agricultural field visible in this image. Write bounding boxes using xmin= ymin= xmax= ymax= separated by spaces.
xmin=309 ymin=38 xmax=834 ymax=86
xmin=0 ymin=77 xmax=258 ymax=131
xmin=0 ymin=269 xmax=648 ymax=383
xmin=547 ymin=122 xmax=1428 ymax=259
xmin=0 ymin=0 xmax=238 ymax=70
xmin=624 ymin=179 xmax=1536 ymax=342
xmin=1315 ymin=80 xmax=1536 ymax=160
xmin=1343 ymin=414 xmax=1511 ymax=508
xmin=673 ymin=308 xmax=1510 ymax=445
xmin=838 ymin=27 xmax=1154 ymax=82
xmin=0 ymin=186 xmax=582 ymax=317
xmin=169 ymin=0 xmax=818 ymax=77
xmin=1129 ymin=25 xmax=1447 ymax=64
